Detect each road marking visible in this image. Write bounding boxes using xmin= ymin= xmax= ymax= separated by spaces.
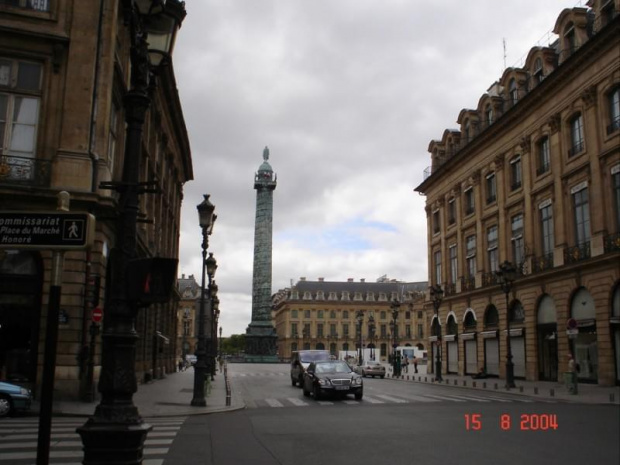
xmin=317 ymin=401 xmax=334 ymax=405
xmin=374 ymin=394 xmax=408 ymax=403
xmin=479 ymin=395 xmax=513 ymax=402
xmin=361 ymin=396 xmax=386 ymax=404
xmin=265 ymin=398 xmax=284 ymax=407
xmin=287 ymin=397 xmax=309 ymax=406
xmin=343 ymin=400 xmax=361 ymax=405
xmin=444 ymin=394 xmax=492 ymax=402
xmin=401 ymin=394 xmax=441 ymax=403
xmin=423 ymin=394 xmax=466 ymax=402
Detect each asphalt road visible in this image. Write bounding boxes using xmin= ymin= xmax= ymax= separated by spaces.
xmin=164 ymin=363 xmax=620 ymax=465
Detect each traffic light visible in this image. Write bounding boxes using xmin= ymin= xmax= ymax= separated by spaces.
xmin=126 ymin=258 xmax=178 ymax=305
xmin=86 ymin=275 xmax=101 ymax=307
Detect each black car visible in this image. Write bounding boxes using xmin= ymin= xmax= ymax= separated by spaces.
xmin=302 ymin=360 xmax=363 ymax=400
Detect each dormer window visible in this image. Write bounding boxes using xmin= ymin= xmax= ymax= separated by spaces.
xmin=509 ymin=78 xmax=518 ymax=105
xmin=464 ymin=120 xmax=471 ymax=143
xmin=378 ymin=292 xmax=387 ymax=302
xmin=328 ymin=292 xmax=338 ymax=301
xmin=564 ymin=23 xmax=576 ymax=58
xmin=366 ymin=292 xmax=375 ymax=301
xmin=485 ymin=105 xmax=494 ymax=126
xmin=303 ymin=291 xmax=312 ymax=300
xmin=341 ymin=291 xmax=350 ymax=301
xmin=354 ymin=292 xmax=363 ymax=301
xmin=316 ymin=290 xmax=325 ymax=300
xmin=533 ymin=57 xmax=544 ymax=84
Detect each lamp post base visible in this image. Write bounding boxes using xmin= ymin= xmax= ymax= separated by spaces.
xmin=77 ymin=420 xmax=152 ymax=465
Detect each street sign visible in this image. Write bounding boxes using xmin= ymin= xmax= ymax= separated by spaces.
xmin=0 ymin=211 xmax=95 ymax=249
xmin=92 ymin=307 xmax=103 ymax=324
xmin=567 ymin=318 xmax=578 ymax=330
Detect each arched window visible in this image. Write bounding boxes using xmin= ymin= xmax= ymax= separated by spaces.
xmin=484 ymin=305 xmax=499 ymax=327
xmin=510 ymin=301 xmax=525 ymax=323
xmin=464 ymin=311 xmax=477 ymax=330
xmin=447 ymin=315 xmax=458 ymax=335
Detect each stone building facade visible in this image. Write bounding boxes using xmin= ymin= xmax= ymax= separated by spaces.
xmin=0 ymin=1 xmax=192 ymax=399
xmin=273 ymin=277 xmax=428 ymax=361
xmin=176 ymin=274 xmax=200 ymax=362
xmin=415 ymin=2 xmax=619 ymax=386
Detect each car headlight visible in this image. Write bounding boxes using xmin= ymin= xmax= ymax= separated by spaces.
xmin=20 ymin=388 xmax=30 ymax=396
xmin=353 ymin=377 xmax=362 ymax=385
xmin=318 ymin=378 xmax=328 ymax=386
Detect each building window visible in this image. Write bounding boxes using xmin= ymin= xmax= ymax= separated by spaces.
xmin=291 ymin=309 xmax=298 ymax=319
xmin=304 ymin=310 xmax=311 ymax=319
xmin=533 ymin=57 xmax=544 ymax=84
xmin=608 ymin=86 xmax=620 ymax=135
xmin=485 ymin=105 xmax=493 ymax=126
xmin=509 ymin=78 xmax=518 ymax=105
xmin=291 ymin=323 xmax=298 ymax=336
xmin=511 ymin=214 xmax=524 ymax=265
xmin=613 ymin=166 xmax=620 ymax=230
xmin=330 ymin=323 xmax=337 ymax=336
xmin=569 ymin=114 xmax=585 ymax=156
xmin=317 ymin=324 xmax=324 ymax=337
xmin=464 ymin=188 xmax=475 ymax=215
xmin=432 ymin=210 xmax=440 ymax=234
xmin=343 ymin=310 xmax=349 ymax=319
xmin=330 ymin=310 xmax=336 ymax=319
xmin=380 ymin=324 xmax=387 ymax=338
xmin=417 ymin=311 xmax=423 ymax=319
xmin=486 ymin=173 xmax=496 ymax=204
xmin=487 ymin=225 xmax=499 ymax=272
xmin=434 ymin=250 xmax=442 ymax=285
xmin=343 ymin=324 xmax=349 ymax=336
xmin=510 ymin=156 xmax=522 ymax=190
xmin=406 ymin=325 xmax=411 ymax=338
xmin=317 ymin=310 xmax=324 ymax=319
xmin=537 ymin=136 xmax=550 ymax=175
xmin=564 ymin=23 xmax=576 ymax=57
xmin=448 ymin=198 xmax=455 ymax=225
xmin=380 ymin=311 xmax=386 ymax=320
xmin=405 ymin=311 xmax=411 ymax=320
xmin=417 ymin=324 xmax=424 ymax=338
xmin=540 ymin=201 xmax=555 ymax=256
xmin=466 ymin=235 xmax=476 ymax=277
xmin=573 ymin=186 xmax=590 ymax=246
xmin=449 ymin=244 xmax=458 ymax=284
xmin=0 ymin=58 xmax=42 ymax=171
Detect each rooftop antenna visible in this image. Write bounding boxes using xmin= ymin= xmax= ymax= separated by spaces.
xmin=503 ymin=38 xmax=507 ymax=70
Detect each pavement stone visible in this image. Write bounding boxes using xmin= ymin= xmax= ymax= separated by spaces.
xmin=383 ymin=362 xmax=620 ymax=404
xmin=30 ymin=364 xmax=245 ymax=418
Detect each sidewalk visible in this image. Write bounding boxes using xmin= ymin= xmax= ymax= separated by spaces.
xmin=31 ymin=366 xmax=245 ymax=418
xmin=383 ymin=362 xmax=620 ymax=404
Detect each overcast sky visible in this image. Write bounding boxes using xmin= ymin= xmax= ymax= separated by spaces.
xmin=172 ymin=0 xmax=577 ymax=336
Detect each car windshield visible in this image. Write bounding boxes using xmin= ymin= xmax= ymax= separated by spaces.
xmin=315 ymin=361 xmax=351 ymax=374
xmin=299 ymin=352 xmax=329 ymax=363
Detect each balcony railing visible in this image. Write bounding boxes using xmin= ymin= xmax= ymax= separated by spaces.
xmin=564 ymin=242 xmax=590 ymax=264
xmin=607 ymin=116 xmax=620 ymax=135
xmin=460 ymin=275 xmax=475 ymax=292
xmin=482 ymin=271 xmax=499 ymax=287
xmin=444 ymin=282 xmax=456 ymax=296
xmin=0 ymin=0 xmax=49 ymax=11
xmin=0 ymin=155 xmax=52 ymax=187
xmin=532 ymin=253 xmax=554 ymax=273
xmin=604 ymin=232 xmax=620 ymax=253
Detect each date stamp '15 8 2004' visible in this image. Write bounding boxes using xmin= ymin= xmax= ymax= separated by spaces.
xmin=465 ymin=413 xmax=559 ymax=431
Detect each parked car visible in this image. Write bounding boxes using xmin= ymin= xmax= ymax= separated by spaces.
xmin=290 ymin=350 xmax=331 ymax=387
xmin=0 ymin=381 xmax=32 ymax=418
xmin=354 ymin=360 xmax=386 ymax=378
xmin=302 ymin=360 xmax=363 ymax=400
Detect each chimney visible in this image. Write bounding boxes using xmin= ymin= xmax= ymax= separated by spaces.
xmin=318 ymin=277 xmax=324 ymax=282
xmin=360 ymin=278 xmax=365 ymax=283
xmin=182 ymin=273 xmax=185 ymax=279
xmin=300 ymin=277 xmax=306 ymax=281
xmin=347 ymin=278 xmax=354 ymax=282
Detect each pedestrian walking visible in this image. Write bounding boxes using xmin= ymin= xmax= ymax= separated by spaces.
xmin=403 ymin=355 xmax=409 ymax=373
xmin=178 ymin=359 xmax=184 ymax=372
xmin=413 ymin=357 xmax=419 ymax=373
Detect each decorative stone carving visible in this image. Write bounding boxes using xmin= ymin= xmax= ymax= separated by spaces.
xmin=519 ymin=135 xmax=531 ymax=153
xmin=580 ymin=85 xmax=597 ymax=108
xmin=547 ymin=113 xmax=561 ymax=133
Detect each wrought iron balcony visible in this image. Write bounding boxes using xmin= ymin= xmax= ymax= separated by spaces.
xmin=460 ymin=275 xmax=475 ymax=292
xmin=564 ymin=242 xmax=590 ymax=264
xmin=604 ymin=232 xmax=620 ymax=253
xmin=482 ymin=271 xmax=499 ymax=287
xmin=0 ymin=155 xmax=52 ymax=187
xmin=444 ymin=282 xmax=456 ymax=296
xmin=532 ymin=253 xmax=554 ymax=273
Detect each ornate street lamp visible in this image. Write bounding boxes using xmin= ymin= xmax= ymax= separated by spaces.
xmin=192 ymin=196 xmax=216 ymax=406
xmin=356 ymin=310 xmax=364 ymax=365
xmin=496 ymin=260 xmax=517 ymax=388
xmin=209 ymin=281 xmax=219 ymax=381
xmin=391 ymin=299 xmax=401 ymax=375
xmin=430 ymin=284 xmax=444 ymax=381
xmin=367 ymin=314 xmax=376 ymax=360
xmin=77 ymin=2 xmax=185 ymax=464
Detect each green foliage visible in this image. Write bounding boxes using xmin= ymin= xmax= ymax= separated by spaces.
xmin=221 ymin=333 xmax=245 ymax=355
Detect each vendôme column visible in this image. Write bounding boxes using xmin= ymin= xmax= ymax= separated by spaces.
xmin=245 ymin=147 xmax=278 ymax=362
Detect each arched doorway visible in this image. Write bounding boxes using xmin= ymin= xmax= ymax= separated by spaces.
xmin=462 ymin=309 xmax=478 ymax=375
xmin=570 ymin=287 xmax=598 ymax=383
xmin=0 ymin=250 xmax=43 ymax=384
xmin=446 ymin=314 xmax=458 ymax=374
xmin=315 ymin=342 xmax=325 ymax=350
xmin=482 ymin=305 xmax=500 ymax=377
xmin=537 ymin=294 xmax=558 ymax=381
